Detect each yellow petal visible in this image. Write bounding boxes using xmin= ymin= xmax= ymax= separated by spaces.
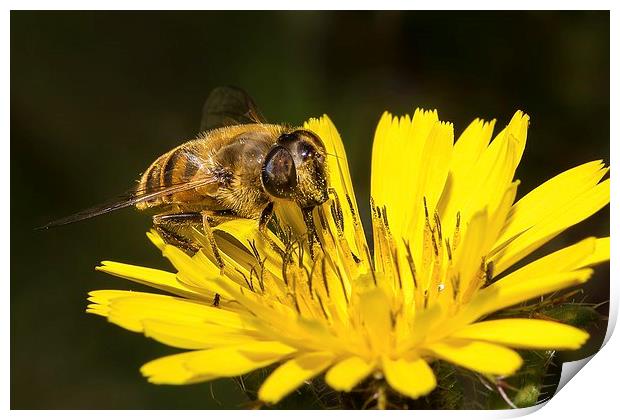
xmin=141 ymin=350 xmax=216 ymax=385
xmin=498 ymin=160 xmax=607 ymax=245
xmin=450 ymin=118 xmax=496 ymax=178
xmin=258 ymin=353 xmax=334 ymax=404
xmin=357 ymin=288 xmax=392 ymax=354
xmin=578 ymin=237 xmax=610 ymax=268
xmin=452 ymin=319 xmax=589 ymax=350
xmin=492 ymin=237 xmax=605 ymax=291
xmin=382 ymin=356 xmax=437 ymax=399
xmin=87 ymin=290 xmax=253 ymax=332
xmin=459 ymin=269 xmax=593 ymax=324
xmin=437 ymin=118 xmax=495 ymax=236
xmin=142 ymin=319 xmax=260 ymax=349
xmin=325 ymin=356 xmax=375 ymax=392
xmin=96 ymin=261 xmax=201 ymax=299
xmin=305 ymin=115 xmax=367 ymax=256
xmin=493 ymin=166 xmax=609 ymax=274
xmin=425 ymin=339 xmax=522 ymax=376
xmin=371 ymin=109 xmax=439 ymax=239
xmin=184 ymin=341 xmax=296 ymax=377
xmin=404 ymin=121 xmax=454 ymax=253
xmin=460 ymin=128 xmax=518 ymax=224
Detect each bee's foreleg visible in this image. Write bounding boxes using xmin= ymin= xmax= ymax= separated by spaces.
xmin=200 ymin=210 xmax=227 ymax=275
xmin=258 ymin=202 xmax=274 ymax=234
xmin=152 ymin=213 xmax=202 ymax=254
xmin=302 ymin=207 xmax=322 ymax=260
xmin=258 ymin=203 xmax=286 ymax=258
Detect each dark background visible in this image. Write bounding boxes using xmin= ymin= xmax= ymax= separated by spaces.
xmin=11 ymin=11 xmax=609 ymax=409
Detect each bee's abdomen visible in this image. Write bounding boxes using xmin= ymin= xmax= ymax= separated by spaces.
xmin=136 ymin=146 xmax=198 ymax=210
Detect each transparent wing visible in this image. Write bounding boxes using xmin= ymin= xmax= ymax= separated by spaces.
xmin=200 ymin=86 xmax=267 ymax=132
xmin=39 ymin=175 xmax=219 ymax=229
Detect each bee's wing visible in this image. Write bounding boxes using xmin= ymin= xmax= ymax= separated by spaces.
xmin=200 ymin=86 xmax=267 ymax=132
xmin=38 ymin=175 xmax=219 ymax=229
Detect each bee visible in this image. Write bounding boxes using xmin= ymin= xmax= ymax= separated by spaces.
xmin=42 ymin=87 xmax=330 ymax=265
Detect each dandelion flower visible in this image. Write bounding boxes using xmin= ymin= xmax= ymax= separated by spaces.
xmin=88 ymin=109 xmax=609 ymax=406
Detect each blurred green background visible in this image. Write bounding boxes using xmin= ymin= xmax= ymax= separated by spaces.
xmin=11 ymin=11 xmax=609 ymax=409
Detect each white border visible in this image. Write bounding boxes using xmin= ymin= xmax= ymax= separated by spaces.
xmin=5 ymin=2 xmax=617 ymax=418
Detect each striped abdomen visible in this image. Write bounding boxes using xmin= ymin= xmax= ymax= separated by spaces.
xmin=135 ymin=143 xmax=209 ymax=210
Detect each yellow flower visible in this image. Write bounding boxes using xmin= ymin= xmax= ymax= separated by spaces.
xmin=88 ymin=109 xmax=609 ymax=406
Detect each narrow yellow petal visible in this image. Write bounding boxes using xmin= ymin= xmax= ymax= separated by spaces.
xmin=141 ymin=350 xmax=216 ymax=385
xmin=325 ymin=357 xmax=375 ymax=392
xmin=258 ymin=353 xmax=334 ymax=404
xmin=452 ymin=319 xmax=589 ymax=350
xmin=96 ymin=261 xmax=201 ymax=299
xmin=497 ymin=237 xmax=597 ymax=288
xmin=88 ymin=291 xmax=253 ymax=332
xmin=371 ymin=109 xmax=439 ymax=238
xmin=185 ymin=342 xmax=296 ymax=377
xmin=452 ymin=210 xmax=488 ymax=298
xmin=451 ymin=118 xmax=496 ymax=177
xmin=437 ymin=118 xmax=495 ymax=235
xmin=357 ymin=288 xmax=392 ymax=354
xmin=382 ymin=357 xmax=437 ymax=399
xmin=578 ymin=237 xmax=610 ymax=268
xmin=404 ymin=121 xmax=454 ymax=252
xmin=493 ymin=165 xmax=609 ymax=274
xmin=498 ymin=160 xmax=607 ymax=245
xmin=460 ymin=129 xmax=518 ymax=223
xmin=425 ymin=339 xmax=522 ymax=376
xmin=305 ymin=115 xmax=367 ymax=256
xmin=142 ymin=319 xmax=260 ymax=349
xmin=459 ymin=269 xmax=593 ymax=324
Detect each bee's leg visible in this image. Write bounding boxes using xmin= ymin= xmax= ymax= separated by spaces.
xmin=152 ymin=213 xmax=202 ymax=254
xmin=258 ymin=203 xmax=285 ymax=258
xmin=301 ymin=206 xmax=321 ymax=260
xmin=200 ymin=210 xmax=227 ymax=274
xmin=258 ymin=202 xmax=274 ymax=234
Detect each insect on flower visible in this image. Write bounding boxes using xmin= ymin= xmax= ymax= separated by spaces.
xmin=78 ymin=95 xmax=608 ymax=408
xmin=41 ymin=87 xmax=331 ymax=263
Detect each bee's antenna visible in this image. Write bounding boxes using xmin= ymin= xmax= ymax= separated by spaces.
xmin=325 ymin=152 xmax=342 ymax=160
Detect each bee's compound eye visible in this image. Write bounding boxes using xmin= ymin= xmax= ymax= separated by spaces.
xmin=297 ymin=141 xmax=315 ymax=161
xmin=262 ymin=146 xmax=298 ymax=198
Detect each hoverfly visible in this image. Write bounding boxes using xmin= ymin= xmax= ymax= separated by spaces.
xmin=42 ymin=87 xmax=330 ymax=266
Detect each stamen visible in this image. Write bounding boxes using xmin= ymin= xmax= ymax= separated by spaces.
xmin=290 ymin=291 xmax=302 ymax=314
xmin=307 ymin=259 xmax=318 ymax=297
xmin=236 ymin=268 xmax=254 ymax=292
xmin=335 ymin=265 xmax=350 ymax=304
xmin=317 ymin=206 xmax=328 ymax=231
xmin=453 ymin=211 xmax=461 ymax=249
xmin=330 ymin=201 xmax=345 ymax=237
xmin=364 ymin=245 xmax=378 ymax=286
xmin=328 ymin=188 xmax=345 ymax=236
xmin=403 ymin=240 xmax=418 ymax=289
xmin=345 ymin=194 xmax=357 ymax=226
xmin=451 ymin=274 xmax=460 ymax=300
xmin=381 ymin=205 xmax=391 ymax=234
xmin=445 ymin=238 xmax=453 ymax=261
xmin=485 ymin=260 xmax=495 ymax=284
xmin=430 ymin=229 xmax=440 ymax=257
xmin=316 ymin=293 xmax=330 ymax=320
xmin=392 ymin=245 xmax=403 ymax=290
xmin=321 ymin=258 xmax=330 ymax=297
xmin=434 ymin=211 xmax=443 ymax=242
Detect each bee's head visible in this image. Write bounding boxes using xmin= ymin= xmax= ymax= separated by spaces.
xmin=261 ymin=129 xmax=328 ymax=208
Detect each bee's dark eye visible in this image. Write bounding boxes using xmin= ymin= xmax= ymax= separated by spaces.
xmin=261 ymin=146 xmax=297 ymax=198
xmin=297 ymin=141 xmax=315 ymax=161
